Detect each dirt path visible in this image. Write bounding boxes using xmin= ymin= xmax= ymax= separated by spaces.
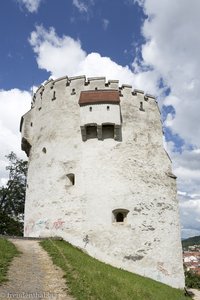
xmin=0 ymin=239 xmax=74 ymax=300
xmin=189 ymin=289 xmax=200 ymax=300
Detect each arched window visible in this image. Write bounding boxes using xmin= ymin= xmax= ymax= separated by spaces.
xmin=112 ymin=209 xmax=129 ymax=224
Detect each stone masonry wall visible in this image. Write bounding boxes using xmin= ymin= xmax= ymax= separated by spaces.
xmin=20 ymin=75 xmax=185 ymax=289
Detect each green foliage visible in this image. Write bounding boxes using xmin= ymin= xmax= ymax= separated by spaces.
xmin=41 ymin=239 xmax=189 ymax=300
xmin=0 ymin=238 xmax=19 ymax=283
xmin=185 ymin=270 xmax=200 ymax=290
xmin=0 ymin=152 xmax=28 ymax=236
xmin=182 ymin=236 xmax=200 ymax=249
xmin=0 ymin=211 xmax=23 ymax=236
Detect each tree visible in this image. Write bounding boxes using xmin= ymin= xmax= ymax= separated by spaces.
xmin=185 ymin=269 xmax=200 ymax=289
xmin=0 ymin=152 xmax=28 ymax=236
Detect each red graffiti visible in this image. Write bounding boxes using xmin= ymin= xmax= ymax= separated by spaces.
xmin=52 ymin=218 xmax=65 ymax=230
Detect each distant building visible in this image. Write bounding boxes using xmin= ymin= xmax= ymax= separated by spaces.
xmin=20 ymin=75 xmax=184 ymax=288
xmin=183 ymin=251 xmax=200 ymax=274
xmin=188 ymin=245 xmax=200 ymax=251
xmin=184 ymin=255 xmax=198 ymax=263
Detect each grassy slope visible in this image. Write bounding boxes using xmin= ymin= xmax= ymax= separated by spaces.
xmin=0 ymin=238 xmax=19 ymax=283
xmin=41 ymin=239 xmax=189 ymax=300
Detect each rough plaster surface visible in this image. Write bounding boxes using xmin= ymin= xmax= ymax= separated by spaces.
xmin=0 ymin=239 xmax=73 ymax=300
xmin=21 ymin=75 xmax=185 ymax=289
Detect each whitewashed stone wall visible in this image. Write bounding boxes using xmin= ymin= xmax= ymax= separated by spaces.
xmin=20 ymin=75 xmax=185 ymax=289
xmin=80 ymin=103 xmax=121 ymax=127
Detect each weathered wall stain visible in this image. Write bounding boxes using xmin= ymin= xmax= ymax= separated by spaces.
xmin=124 ymin=255 xmax=144 ymax=261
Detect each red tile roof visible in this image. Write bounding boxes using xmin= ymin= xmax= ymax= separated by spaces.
xmin=183 ymin=252 xmax=200 ymax=257
xmin=79 ymin=90 xmax=120 ymax=105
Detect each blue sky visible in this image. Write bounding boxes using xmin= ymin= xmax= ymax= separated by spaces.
xmin=1 ymin=0 xmax=200 ymax=239
xmin=0 ymin=0 xmax=144 ymax=90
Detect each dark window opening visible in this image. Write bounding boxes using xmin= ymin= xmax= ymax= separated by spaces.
xmin=81 ymin=124 xmax=122 ymax=142
xmin=102 ymin=124 xmax=114 ymax=139
xmin=30 ymin=122 xmax=33 ymax=127
xmin=42 ymin=147 xmax=47 ymax=153
xmin=89 ymin=106 xmax=92 ymax=112
xmin=116 ymin=212 xmax=124 ymax=222
xmin=52 ymin=91 xmax=56 ymax=101
xmin=86 ymin=125 xmax=97 ymax=139
xmin=71 ymin=88 xmax=76 ymax=95
xmin=112 ymin=209 xmax=129 ymax=224
xmin=139 ymin=102 xmax=145 ymax=111
xmin=107 ymin=106 xmax=110 ymax=111
xmin=67 ymin=173 xmax=75 ymax=186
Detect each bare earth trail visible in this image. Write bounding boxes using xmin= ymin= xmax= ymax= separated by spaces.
xmin=0 ymin=239 xmax=73 ymax=300
xmin=189 ymin=289 xmax=200 ymax=300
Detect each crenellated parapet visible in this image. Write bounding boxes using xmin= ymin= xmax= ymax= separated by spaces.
xmin=21 ymin=75 xmax=160 ymax=157
xmin=30 ymin=75 xmax=156 ymax=109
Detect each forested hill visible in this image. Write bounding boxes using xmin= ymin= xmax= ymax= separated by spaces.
xmin=182 ymin=235 xmax=200 ymax=248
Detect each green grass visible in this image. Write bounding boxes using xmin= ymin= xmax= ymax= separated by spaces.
xmin=0 ymin=238 xmax=19 ymax=283
xmin=40 ymin=239 xmax=189 ymax=300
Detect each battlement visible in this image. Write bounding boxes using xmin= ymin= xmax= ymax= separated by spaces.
xmin=31 ymin=75 xmax=156 ymax=109
xmin=25 ymin=74 xmax=161 ymax=153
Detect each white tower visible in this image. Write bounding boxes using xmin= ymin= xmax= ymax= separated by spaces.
xmin=20 ymin=75 xmax=184 ymax=288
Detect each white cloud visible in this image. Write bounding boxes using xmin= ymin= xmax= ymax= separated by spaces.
xmin=179 ymin=198 xmax=200 ymax=239
xmin=0 ymin=178 xmax=8 ymax=187
xmin=29 ymin=25 xmax=160 ymax=94
xmin=17 ymin=0 xmax=42 ymax=13
xmin=173 ymin=148 xmax=200 ymax=195
xmin=135 ymin=0 xmax=200 ymax=147
xmin=102 ymin=19 xmax=109 ymax=30
xmin=72 ymin=0 xmax=94 ymax=14
xmin=134 ymin=0 xmax=200 ymax=238
xmin=164 ymin=139 xmax=200 ymax=237
xmin=0 ymin=89 xmax=31 ymax=186
xmin=73 ymin=0 xmax=88 ymax=13
xmin=29 ymin=26 xmax=86 ymax=78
